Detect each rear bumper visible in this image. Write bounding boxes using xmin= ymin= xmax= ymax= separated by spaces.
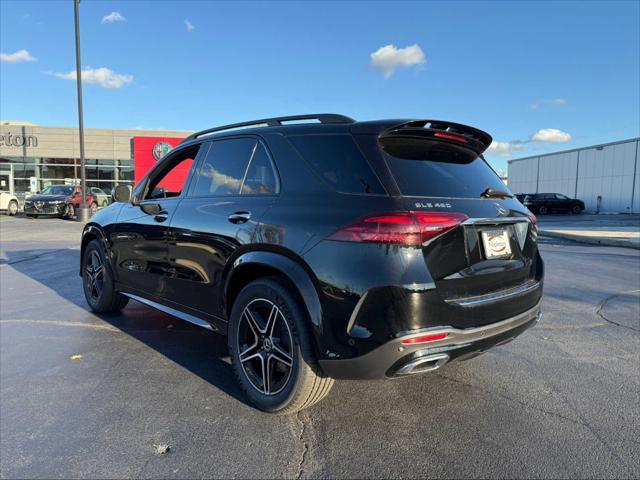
xmin=318 ymin=300 xmax=541 ymax=379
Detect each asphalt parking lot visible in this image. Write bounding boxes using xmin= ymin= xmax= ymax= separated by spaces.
xmin=1 ymin=215 xmax=639 ymax=479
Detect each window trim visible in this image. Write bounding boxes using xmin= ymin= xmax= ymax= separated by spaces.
xmin=187 ymin=135 xmax=280 ymax=198
xmin=286 ymin=133 xmax=388 ymax=197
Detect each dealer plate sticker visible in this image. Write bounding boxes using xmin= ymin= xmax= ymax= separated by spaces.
xmin=481 ymin=229 xmax=512 ymax=258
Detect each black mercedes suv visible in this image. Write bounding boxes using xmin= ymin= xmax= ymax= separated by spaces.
xmin=80 ymin=114 xmax=543 ymax=413
xmin=523 ymin=193 xmax=585 ymax=215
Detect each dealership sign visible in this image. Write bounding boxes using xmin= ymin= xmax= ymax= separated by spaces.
xmin=152 ymin=142 xmax=173 ymax=161
xmin=133 ymin=136 xmax=186 ymax=188
xmin=0 ymin=133 xmax=38 ymax=147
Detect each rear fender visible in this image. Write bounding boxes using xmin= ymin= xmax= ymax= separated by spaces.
xmin=223 ymin=250 xmax=324 ymax=347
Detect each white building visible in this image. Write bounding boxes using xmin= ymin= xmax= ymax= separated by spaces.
xmin=508 ymin=138 xmax=640 ymax=213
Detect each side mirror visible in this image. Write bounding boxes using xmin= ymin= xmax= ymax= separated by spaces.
xmin=140 ymin=203 xmax=162 ymax=215
xmin=112 ymin=185 xmax=132 ymax=203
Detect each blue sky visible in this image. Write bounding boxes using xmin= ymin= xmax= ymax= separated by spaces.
xmin=1 ymin=0 xmax=639 ymax=172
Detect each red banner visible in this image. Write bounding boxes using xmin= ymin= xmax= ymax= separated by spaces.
xmin=133 ymin=136 xmax=188 ymax=191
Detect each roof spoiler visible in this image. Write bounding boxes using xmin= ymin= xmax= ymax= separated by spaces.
xmin=379 ymin=120 xmax=493 ymax=155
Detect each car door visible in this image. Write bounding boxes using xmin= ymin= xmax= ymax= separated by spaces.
xmin=555 ymin=193 xmax=570 ymax=211
xmin=110 ymin=144 xmax=202 ymax=298
xmin=164 ymin=137 xmax=280 ymax=320
xmin=538 ymin=193 xmax=553 ymax=212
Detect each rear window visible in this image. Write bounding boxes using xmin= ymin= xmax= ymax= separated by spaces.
xmin=380 ymin=139 xmax=508 ymax=198
xmin=288 ymin=134 xmax=385 ymax=194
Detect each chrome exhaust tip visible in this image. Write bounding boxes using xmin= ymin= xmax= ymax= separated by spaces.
xmin=395 ymin=353 xmax=450 ymax=376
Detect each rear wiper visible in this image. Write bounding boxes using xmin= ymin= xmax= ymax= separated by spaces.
xmin=478 ymin=154 xmax=512 ymax=199
xmin=481 ymin=187 xmax=513 ymax=199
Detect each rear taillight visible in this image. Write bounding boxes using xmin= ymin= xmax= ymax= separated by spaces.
xmin=327 ymin=212 xmax=468 ymax=246
xmin=528 ymin=213 xmax=538 ymax=234
xmin=401 ymin=332 xmax=449 ymax=344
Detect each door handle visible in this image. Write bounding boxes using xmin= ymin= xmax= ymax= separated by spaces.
xmin=228 ymin=211 xmax=251 ymax=224
xmin=154 ymin=210 xmax=169 ymax=222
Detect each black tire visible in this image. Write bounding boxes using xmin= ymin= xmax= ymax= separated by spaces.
xmin=65 ymin=203 xmax=75 ymax=219
xmin=7 ymin=200 xmax=18 ymax=216
xmin=228 ymin=277 xmax=334 ymax=413
xmin=538 ymin=206 xmax=548 ymax=215
xmin=82 ymin=239 xmax=129 ymax=313
xmin=571 ymin=205 xmax=582 ymax=214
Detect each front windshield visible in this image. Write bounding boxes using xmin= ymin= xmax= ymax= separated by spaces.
xmin=40 ymin=186 xmax=73 ymax=196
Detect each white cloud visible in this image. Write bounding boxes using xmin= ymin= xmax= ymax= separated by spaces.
xmin=185 ymin=19 xmax=195 ymax=32
xmin=486 ymin=126 xmax=572 ymax=158
xmin=1 ymin=49 xmax=36 ymax=63
xmin=487 ymin=141 xmax=524 ymax=158
xmin=49 ymin=67 xmax=133 ymax=89
xmin=102 ymin=11 xmax=126 ymax=24
xmin=531 ymin=128 xmax=571 ymax=142
xmin=529 ymin=98 xmax=567 ymax=110
xmin=370 ymin=44 xmax=425 ymax=78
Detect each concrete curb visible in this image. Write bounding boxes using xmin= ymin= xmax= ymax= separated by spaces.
xmin=539 ymin=230 xmax=640 ymax=249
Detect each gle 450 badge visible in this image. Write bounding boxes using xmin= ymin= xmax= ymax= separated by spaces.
xmin=152 ymin=142 xmax=173 ymax=161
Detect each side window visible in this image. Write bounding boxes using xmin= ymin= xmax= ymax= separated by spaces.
xmin=556 ymin=194 xmax=568 ymax=200
xmin=144 ymin=146 xmax=198 ymax=200
xmin=288 ymin=134 xmax=385 ymax=194
xmin=192 ymin=138 xmax=256 ymax=196
xmin=241 ymin=143 xmax=278 ymax=195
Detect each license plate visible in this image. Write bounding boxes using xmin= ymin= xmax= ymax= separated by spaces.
xmin=481 ymin=229 xmax=512 ymax=259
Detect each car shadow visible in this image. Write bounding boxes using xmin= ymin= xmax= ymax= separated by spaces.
xmin=2 ymin=248 xmax=251 ymax=407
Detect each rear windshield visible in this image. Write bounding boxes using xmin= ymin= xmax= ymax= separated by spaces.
xmin=379 ymin=139 xmax=508 ymax=198
xmin=288 ymin=134 xmax=385 ymax=195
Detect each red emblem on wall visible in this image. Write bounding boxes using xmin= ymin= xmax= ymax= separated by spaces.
xmin=133 ymin=136 xmax=187 ymax=190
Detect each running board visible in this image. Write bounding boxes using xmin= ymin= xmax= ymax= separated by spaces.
xmin=122 ymin=293 xmax=216 ymax=331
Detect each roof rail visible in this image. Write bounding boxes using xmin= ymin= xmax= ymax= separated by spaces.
xmin=183 ymin=113 xmax=355 ymax=143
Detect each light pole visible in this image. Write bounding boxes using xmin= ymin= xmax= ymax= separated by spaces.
xmin=73 ymin=0 xmax=90 ymax=221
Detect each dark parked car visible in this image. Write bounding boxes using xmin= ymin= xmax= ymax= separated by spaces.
xmin=80 ymin=114 xmax=543 ymax=412
xmin=25 ymin=185 xmax=98 ymax=219
xmin=515 ymin=193 xmax=528 ymax=203
xmin=523 ymin=193 xmax=585 ymax=214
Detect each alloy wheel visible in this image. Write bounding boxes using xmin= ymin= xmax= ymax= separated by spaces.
xmin=237 ymin=298 xmax=294 ymax=396
xmin=85 ymin=250 xmax=105 ymax=301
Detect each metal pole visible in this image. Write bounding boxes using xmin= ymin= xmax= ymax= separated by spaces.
xmin=74 ymin=0 xmax=90 ymax=221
